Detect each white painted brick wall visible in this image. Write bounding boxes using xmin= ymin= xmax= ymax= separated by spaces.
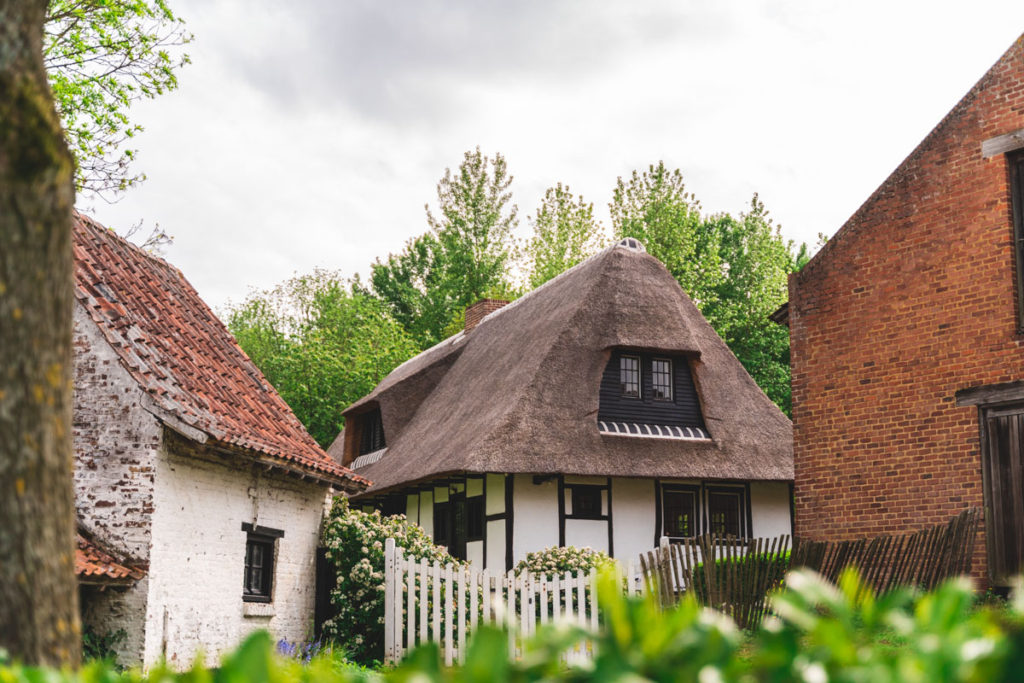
xmin=144 ymin=435 xmax=330 ymax=668
xmin=73 ymin=304 xmax=161 ymax=664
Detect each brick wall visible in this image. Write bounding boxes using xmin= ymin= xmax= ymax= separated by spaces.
xmin=789 ymin=35 xmax=1024 ymax=580
xmin=73 ymin=303 xmax=161 ymax=662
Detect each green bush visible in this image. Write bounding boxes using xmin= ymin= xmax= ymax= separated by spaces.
xmin=320 ymin=497 xmax=463 ymax=664
xmin=514 ymin=545 xmax=613 ymax=577
xmin=6 ymin=568 xmax=1024 ymax=681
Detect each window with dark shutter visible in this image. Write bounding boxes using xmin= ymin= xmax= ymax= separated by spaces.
xmin=1012 ymin=152 xmax=1024 ymax=331
xmin=359 ymin=409 xmax=386 ymax=455
xmin=981 ymin=404 xmax=1024 ymax=583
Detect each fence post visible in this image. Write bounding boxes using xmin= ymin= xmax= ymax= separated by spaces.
xmin=384 ymin=538 xmax=396 ymax=664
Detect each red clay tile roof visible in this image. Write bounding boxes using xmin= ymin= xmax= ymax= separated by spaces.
xmin=76 ymin=533 xmax=145 ymax=585
xmin=72 ymin=213 xmax=368 ymax=490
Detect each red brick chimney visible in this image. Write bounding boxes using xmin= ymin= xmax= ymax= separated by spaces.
xmin=464 ymin=299 xmax=509 ymax=332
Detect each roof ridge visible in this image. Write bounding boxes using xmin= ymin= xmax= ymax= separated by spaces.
xmin=474 ymin=238 xmax=643 ymax=329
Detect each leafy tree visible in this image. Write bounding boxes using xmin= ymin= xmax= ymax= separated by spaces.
xmin=523 ymin=183 xmax=606 ymax=288
xmin=610 ymin=161 xmax=722 ymax=307
xmin=44 ymin=0 xmax=191 ymax=198
xmin=701 ymin=196 xmax=799 ymax=413
xmin=0 ymin=0 xmax=81 ymax=665
xmin=228 ymin=271 xmax=418 ymax=447
xmin=372 ymin=148 xmax=519 ymax=348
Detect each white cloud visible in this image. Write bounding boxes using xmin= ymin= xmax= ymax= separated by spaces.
xmin=86 ymin=0 xmax=1024 ymax=311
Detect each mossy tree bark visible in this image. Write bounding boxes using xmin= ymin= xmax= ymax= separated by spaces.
xmin=0 ymin=0 xmax=80 ymax=667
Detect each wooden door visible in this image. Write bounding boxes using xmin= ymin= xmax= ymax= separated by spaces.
xmin=983 ymin=406 xmax=1024 ymax=582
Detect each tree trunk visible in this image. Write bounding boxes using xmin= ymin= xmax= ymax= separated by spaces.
xmin=0 ymin=0 xmax=80 ymax=667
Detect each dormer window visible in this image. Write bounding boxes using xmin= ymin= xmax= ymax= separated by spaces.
xmin=651 ymin=359 xmax=672 ymax=401
xmin=599 ymin=349 xmax=707 ymax=439
xmin=359 ymin=409 xmax=385 ymax=455
xmin=619 ymin=355 xmax=640 ymax=398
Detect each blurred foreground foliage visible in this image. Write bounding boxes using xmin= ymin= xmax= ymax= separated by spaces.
xmin=13 ymin=568 xmax=1024 ymax=682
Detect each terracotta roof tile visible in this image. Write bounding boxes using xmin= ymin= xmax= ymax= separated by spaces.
xmin=73 ymin=213 xmax=368 ymax=490
xmin=76 ymin=534 xmax=144 ymax=584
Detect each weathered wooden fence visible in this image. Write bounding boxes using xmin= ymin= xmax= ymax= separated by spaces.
xmin=640 ymin=534 xmax=791 ymax=629
xmin=639 ymin=508 xmax=982 ymax=629
xmin=791 ymin=506 xmax=981 ymax=593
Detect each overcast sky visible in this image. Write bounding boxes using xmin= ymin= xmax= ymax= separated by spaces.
xmin=84 ymin=1 xmax=1024 ymax=313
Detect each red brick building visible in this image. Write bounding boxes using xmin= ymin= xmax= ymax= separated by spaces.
xmin=787 ymin=34 xmax=1024 ymax=583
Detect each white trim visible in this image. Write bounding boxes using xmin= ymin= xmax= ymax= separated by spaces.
xmin=352 ymin=447 xmax=387 ymax=469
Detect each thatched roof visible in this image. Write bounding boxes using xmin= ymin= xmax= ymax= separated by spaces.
xmin=340 ymin=239 xmax=793 ymax=495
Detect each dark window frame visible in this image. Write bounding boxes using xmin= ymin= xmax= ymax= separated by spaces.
xmin=651 ymin=357 xmax=673 ymax=401
xmin=706 ymin=486 xmax=747 ymax=539
xmin=619 ymin=354 xmax=641 ymax=399
xmin=466 ymin=496 xmax=485 ymax=542
xmin=661 ymin=484 xmax=700 ymax=539
xmin=567 ymin=484 xmax=606 ymax=520
xmin=1011 ymin=152 xmax=1024 ymax=332
xmin=241 ymin=523 xmax=283 ymax=603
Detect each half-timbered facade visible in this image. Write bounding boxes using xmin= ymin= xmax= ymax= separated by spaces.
xmin=330 ymin=238 xmax=794 ymax=568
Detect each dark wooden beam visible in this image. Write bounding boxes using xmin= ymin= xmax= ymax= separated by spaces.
xmin=982 ymin=128 xmax=1024 ymax=158
xmin=955 ymin=380 xmax=1024 ymax=407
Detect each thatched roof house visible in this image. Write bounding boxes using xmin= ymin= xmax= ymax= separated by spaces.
xmin=332 ymin=238 xmax=793 ymax=569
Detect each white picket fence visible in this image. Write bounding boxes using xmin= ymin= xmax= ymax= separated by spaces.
xmin=382 ymin=538 xmax=647 ymax=665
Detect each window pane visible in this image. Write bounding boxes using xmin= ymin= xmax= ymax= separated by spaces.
xmin=652 ymin=359 xmax=672 ymax=400
xmin=571 ymin=486 xmax=603 ymax=518
xmin=620 ymin=356 xmax=640 ymax=398
xmin=663 ymin=490 xmax=696 ymax=538
xmin=707 ymin=491 xmax=742 ymax=537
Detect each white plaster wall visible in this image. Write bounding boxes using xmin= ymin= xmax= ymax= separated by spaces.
xmin=405 ymin=493 xmax=419 ymax=524
xmin=143 ymin=438 xmax=329 ymax=668
xmin=511 ymin=474 xmax=559 ymax=565
xmin=750 ymin=481 xmax=793 ymax=539
xmin=466 ymin=540 xmax=484 ymax=567
xmin=418 ymin=491 xmax=434 ymax=537
xmin=486 ymin=520 xmax=505 ymax=570
xmin=611 ymin=478 xmax=656 ymax=561
xmin=564 ymin=519 xmax=608 ymax=553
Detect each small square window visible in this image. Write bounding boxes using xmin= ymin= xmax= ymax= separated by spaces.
xmin=652 ymin=359 xmax=673 ymax=401
xmin=620 ymin=355 xmax=640 ymax=398
xmin=570 ymin=486 xmax=604 ymax=519
xmin=242 ymin=524 xmax=283 ymax=603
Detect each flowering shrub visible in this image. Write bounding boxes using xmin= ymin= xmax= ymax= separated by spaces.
xmin=321 ymin=497 xmax=463 ymax=664
xmin=515 ymin=545 xmax=613 ymax=577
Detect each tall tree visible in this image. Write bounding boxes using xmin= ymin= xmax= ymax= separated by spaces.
xmin=228 ymin=271 xmax=419 ymax=447
xmin=524 ymin=183 xmax=606 ymax=288
xmin=702 ymin=196 xmax=798 ymax=413
xmin=0 ymin=0 xmax=81 ymax=666
xmin=610 ymin=161 xmax=722 ymax=308
xmin=372 ymin=148 xmax=519 ymax=348
xmin=44 ymin=0 xmax=191 ymax=198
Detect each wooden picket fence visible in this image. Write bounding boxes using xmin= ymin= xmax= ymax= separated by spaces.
xmin=383 ymin=508 xmax=981 ymax=663
xmin=791 ymin=507 xmax=981 ymax=594
xmin=382 ymin=538 xmax=648 ymax=665
xmin=639 ymin=533 xmax=791 ymax=629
